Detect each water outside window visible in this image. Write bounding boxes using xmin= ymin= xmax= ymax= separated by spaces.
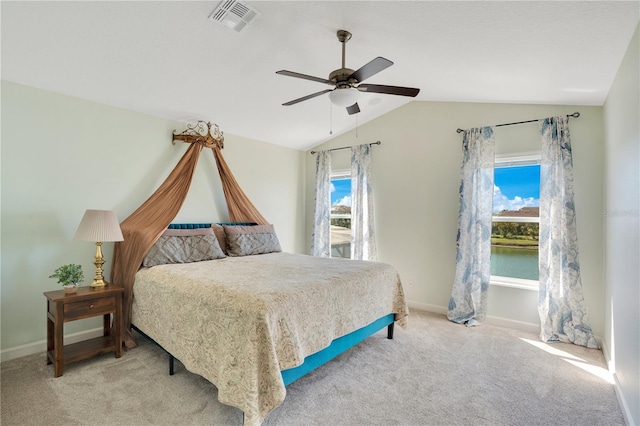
xmin=491 ymin=224 xmax=539 ymax=280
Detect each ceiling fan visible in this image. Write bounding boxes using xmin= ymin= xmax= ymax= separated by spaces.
xmin=276 ymin=30 xmax=420 ymax=115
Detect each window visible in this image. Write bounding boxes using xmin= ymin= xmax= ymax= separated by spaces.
xmin=491 ymin=154 xmax=540 ymax=290
xmin=330 ymin=172 xmax=351 ymax=258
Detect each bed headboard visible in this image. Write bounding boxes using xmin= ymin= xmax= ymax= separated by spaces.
xmin=168 ymin=222 xmax=257 ymax=229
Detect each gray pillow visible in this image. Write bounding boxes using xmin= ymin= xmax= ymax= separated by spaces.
xmin=223 ymin=224 xmax=282 ymax=257
xmin=211 ymin=224 xmax=228 ymax=254
xmin=143 ymin=228 xmax=226 ymax=267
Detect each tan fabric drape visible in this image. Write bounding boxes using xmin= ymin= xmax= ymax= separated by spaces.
xmin=111 ymin=141 xmax=269 ymax=348
xmin=212 ymin=147 xmax=268 ymax=225
xmin=112 ymin=143 xmax=202 ymax=348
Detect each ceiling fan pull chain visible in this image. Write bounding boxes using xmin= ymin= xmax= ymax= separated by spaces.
xmin=355 ymin=114 xmax=358 ymax=138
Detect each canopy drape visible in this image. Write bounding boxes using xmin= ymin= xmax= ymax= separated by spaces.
xmin=111 ymin=140 xmax=268 ymax=348
xmin=211 ymin=147 xmax=268 ymax=225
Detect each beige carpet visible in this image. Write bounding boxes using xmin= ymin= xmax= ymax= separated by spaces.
xmin=1 ymin=310 xmax=624 ymax=425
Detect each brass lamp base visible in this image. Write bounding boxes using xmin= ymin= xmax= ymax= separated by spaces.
xmin=91 ymin=241 xmax=107 ymax=287
xmin=91 ymin=278 xmax=107 ymax=287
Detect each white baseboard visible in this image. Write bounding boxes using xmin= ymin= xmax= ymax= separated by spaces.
xmin=612 ymin=371 xmax=636 ymax=426
xmin=0 ymin=327 xmax=104 ymax=363
xmin=407 ymin=300 xmax=539 ymax=334
xmin=601 ymin=339 xmax=613 ymax=371
xmin=407 ymin=301 xmax=447 ymax=315
xmin=601 ymin=340 xmax=636 ymax=426
xmin=484 ymin=315 xmax=540 ymax=334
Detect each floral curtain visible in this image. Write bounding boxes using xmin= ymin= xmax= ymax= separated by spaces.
xmin=311 ymin=150 xmax=332 ymax=257
xmin=538 ymin=117 xmax=598 ymax=348
xmin=448 ymin=127 xmax=495 ymax=326
xmin=350 ymin=144 xmax=377 ymax=261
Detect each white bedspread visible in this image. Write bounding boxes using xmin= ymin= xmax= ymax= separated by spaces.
xmin=132 ymin=252 xmax=408 ymax=425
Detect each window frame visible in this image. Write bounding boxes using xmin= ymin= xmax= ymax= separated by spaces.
xmin=490 ymin=152 xmax=541 ymax=291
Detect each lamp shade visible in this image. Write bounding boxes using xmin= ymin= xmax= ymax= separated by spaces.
xmin=329 ymin=88 xmax=359 ymax=107
xmin=74 ymin=209 xmax=124 ymax=242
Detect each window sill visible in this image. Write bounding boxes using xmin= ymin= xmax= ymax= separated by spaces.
xmin=490 ymin=276 xmax=539 ymax=291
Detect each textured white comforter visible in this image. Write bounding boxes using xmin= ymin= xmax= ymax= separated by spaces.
xmin=132 ymin=252 xmax=408 ymax=425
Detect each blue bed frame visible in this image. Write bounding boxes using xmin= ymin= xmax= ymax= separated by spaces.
xmin=137 ymin=223 xmax=397 ymax=386
xmin=281 ymin=313 xmax=394 ymax=386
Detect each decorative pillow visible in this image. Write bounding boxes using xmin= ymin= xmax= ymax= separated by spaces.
xmin=143 ymin=227 xmax=226 ymax=267
xmin=211 ymin=224 xmax=227 ymax=254
xmin=223 ymin=224 xmax=282 ymax=257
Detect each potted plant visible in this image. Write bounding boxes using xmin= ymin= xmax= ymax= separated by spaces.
xmin=49 ymin=264 xmax=84 ymax=294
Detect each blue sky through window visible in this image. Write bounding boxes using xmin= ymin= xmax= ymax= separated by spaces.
xmin=331 ymin=166 xmax=539 ymax=211
xmin=331 ymin=178 xmax=351 ymax=207
xmin=493 ymin=164 xmax=540 ymax=213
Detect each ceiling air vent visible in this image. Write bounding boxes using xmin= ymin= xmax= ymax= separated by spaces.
xmin=209 ymin=0 xmax=259 ymax=32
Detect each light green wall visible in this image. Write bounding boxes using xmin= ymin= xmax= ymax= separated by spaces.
xmin=603 ymin=23 xmax=640 ymax=425
xmin=1 ymin=79 xmax=611 ymax=362
xmin=305 ymin=101 xmax=605 ymax=333
xmin=0 ymin=81 xmax=306 ymax=351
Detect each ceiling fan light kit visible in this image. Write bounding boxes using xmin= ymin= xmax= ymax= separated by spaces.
xmin=329 ymin=88 xmax=359 ymax=107
xmin=277 ymin=30 xmax=420 ymax=115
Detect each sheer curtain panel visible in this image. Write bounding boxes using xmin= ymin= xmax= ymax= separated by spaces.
xmin=312 ymin=150 xmax=332 ymax=257
xmin=350 ymin=144 xmax=377 ymax=261
xmin=448 ymin=127 xmax=495 ymax=326
xmin=538 ymin=117 xmax=598 ymax=348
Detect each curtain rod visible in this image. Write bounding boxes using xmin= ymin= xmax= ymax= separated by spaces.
xmin=310 ymin=141 xmax=381 ymax=155
xmin=455 ymin=112 xmax=580 ymax=134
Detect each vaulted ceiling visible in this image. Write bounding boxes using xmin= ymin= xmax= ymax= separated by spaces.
xmin=2 ymin=1 xmax=638 ymax=150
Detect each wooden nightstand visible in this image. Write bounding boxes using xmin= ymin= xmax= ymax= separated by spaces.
xmin=44 ymin=285 xmax=123 ymax=377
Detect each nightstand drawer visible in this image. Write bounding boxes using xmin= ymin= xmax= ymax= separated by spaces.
xmin=64 ymin=297 xmax=115 ymax=320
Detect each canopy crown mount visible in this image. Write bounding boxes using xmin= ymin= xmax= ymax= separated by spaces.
xmin=173 ymin=121 xmax=224 ymax=149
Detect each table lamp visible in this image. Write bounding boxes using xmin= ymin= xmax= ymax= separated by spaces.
xmin=74 ymin=209 xmax=124 ymax=287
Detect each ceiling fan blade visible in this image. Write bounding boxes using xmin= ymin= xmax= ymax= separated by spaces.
xmin=276 ymin=70 xmax=334 ymax=85
xmin=357 ymin=84 xmax=420 ymax=97
xmin=346 ymin=103 xmax=360 ymax=115
xmin=348 ymin=57 xmax=393 ymax=83
xmin=282 ymin=89 xmax=333 ymax=106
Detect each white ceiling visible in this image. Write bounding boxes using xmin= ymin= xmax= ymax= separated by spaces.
xmin=2 ymin=1 xmax=638 ymax=151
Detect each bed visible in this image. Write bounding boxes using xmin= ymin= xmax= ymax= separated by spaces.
xmin=130 ymin=223 xmax=408 ymax=425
